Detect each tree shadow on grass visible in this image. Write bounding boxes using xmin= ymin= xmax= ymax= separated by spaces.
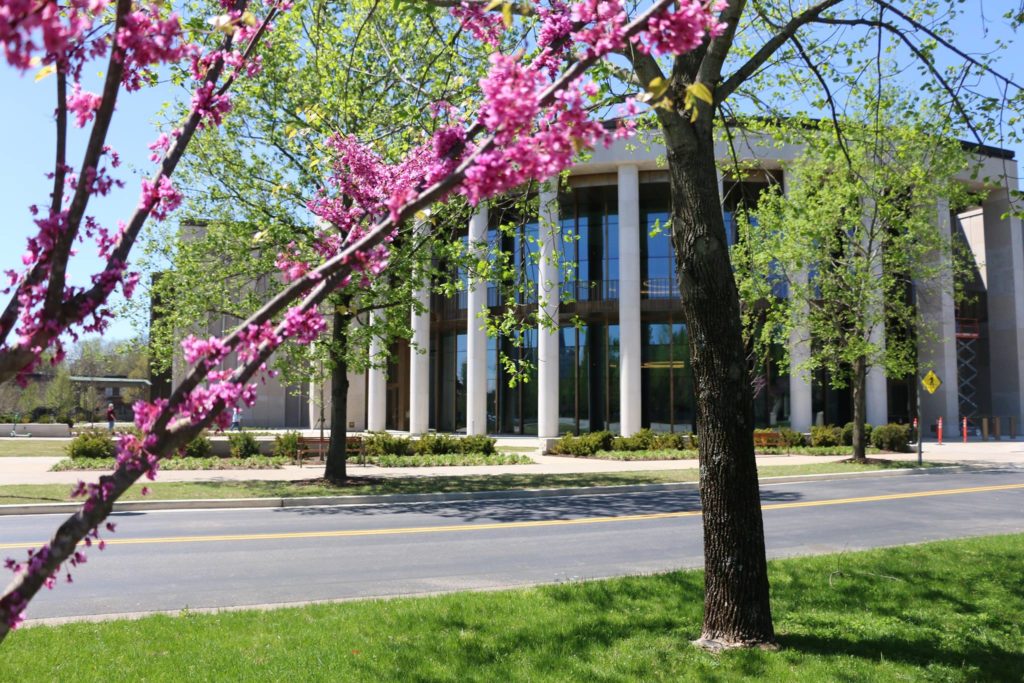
xmin=778 ymin=632 xmax=1024 ymax=680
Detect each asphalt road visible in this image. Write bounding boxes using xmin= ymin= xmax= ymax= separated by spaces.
xmin=3 ymin=468 xmax=1023 ymax=623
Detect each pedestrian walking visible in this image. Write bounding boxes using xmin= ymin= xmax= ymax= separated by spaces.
xmin=230 ymin=406 xmax=242 ymax=431
xmin=106 ymin=403 xmax=116 ymax=432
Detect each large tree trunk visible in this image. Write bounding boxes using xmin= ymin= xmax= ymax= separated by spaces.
xmin=665 ymin=121 xmax=776 ymax=648
xmin=851 ymin=355 xmax=868 ymax=461
xmin=325 ymin=310 xmax=350 ymax=483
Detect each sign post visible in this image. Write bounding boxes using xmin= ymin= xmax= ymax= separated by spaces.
xmin=919 ymin=371 xmax=943 ymax=465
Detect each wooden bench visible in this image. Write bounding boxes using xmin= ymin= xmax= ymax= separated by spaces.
xmin=752 ymin=431 xmax=785 ymax=449
xmin=296 ymin=435 xmax=365 ymax=465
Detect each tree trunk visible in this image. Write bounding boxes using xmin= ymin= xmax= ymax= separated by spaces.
xmin=324 ymin=310 xmax=350 ymax=483
xmin=665 ymin=121 xmax=776 ymax=648
xmin=851 ymin=355 xmax=868 ymax=461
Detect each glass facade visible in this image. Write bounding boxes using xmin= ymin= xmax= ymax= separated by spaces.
xmin=426 ymin=171 xmax=795 ymax=435
xmin=558 ymin=323 xmax=619 ymax=434
xmin=558 ymin=186 xmax=619 ymax=301
xmin=639 ymin=183 xmax=677 ymax=299
xmin=640 ymin=322 xmax=693 ymax=432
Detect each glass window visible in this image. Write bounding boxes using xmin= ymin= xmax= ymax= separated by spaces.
xmin=640 ymin=183 xmax=677 ymax=299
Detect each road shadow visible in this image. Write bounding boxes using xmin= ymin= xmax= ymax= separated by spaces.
xmin=275 ymin=488 xmax=803 ymax=524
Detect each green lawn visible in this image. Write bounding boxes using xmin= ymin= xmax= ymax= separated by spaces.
xmin=0 ymin=439 xmax=68 ymax=457
xmin=1 ymin=534 xmax=1021 ymax=681
xmin=0 ymin=460 xmax=939 ymax=505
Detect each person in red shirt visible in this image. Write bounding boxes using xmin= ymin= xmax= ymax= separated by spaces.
xmin=106 ymin=403 xmax=115 ymax=432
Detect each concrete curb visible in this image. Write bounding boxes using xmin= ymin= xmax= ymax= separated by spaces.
xmin=0 ymin=463 xmax=1004 ymax=517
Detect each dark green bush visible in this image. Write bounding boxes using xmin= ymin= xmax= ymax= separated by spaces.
xmin=611 ymin=428 xmax=658 ymax=451
xmin=228 ymin=431 xmax=261 ymax=458
xmin=272 ymin=431 xmax=304 ymax=459
xmin=363 ymin=432 xmax=412 ymax=456
xmin=182 ymin=434 xmax=214 ymax=458
xmin=841 ymin=422 xmax=874 ymax=446
xmin=414 ymin=433 xmax=463 ymax=455
xmin=810 ymin=425 xmax=843 ymax=447
xmin=550 ymin=430 xmax=614 ymax=456
xmin=67 ymin=430 xmax=116 ymax=459
xmin=458 ymin=434 xmax=496 ymax=455
xmin=872 ymin=423 xmax=911 ymax=452
xmin=653 ymin=432 xmax=691 ymax=450
xmin=777 ymin=427 xmax=805 ymax=448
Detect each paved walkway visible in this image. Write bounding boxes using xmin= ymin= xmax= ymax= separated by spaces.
xmin=1 ymin=439 xmax=1022 ymax=486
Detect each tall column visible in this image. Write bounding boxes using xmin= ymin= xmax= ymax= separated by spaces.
xmin=784 ymin=173 xmax=813 ymax=432
xmin=866 ymin=322 xmax=889 ymax=427
xmin=537 ymin=184 xmax=561 ymax=439
xmin=788 ymin=268 xmax=814 ymax=432
xmin=366 ymin=313 xmax=387 ymax=432
xmin=408 ymin=221 xmax=431 ymax=435
xmin=918 ymin=198 xmax=960 ymax=434
xmin=982 ymin=186 xmax=1024 ymax=424
xmin=618 ymin=165 xmax=642 ymax=436
xmin=466 ymin=206 xmax=489 ymax=435
xmin=864 ymin=200 xmax=888 ymax=427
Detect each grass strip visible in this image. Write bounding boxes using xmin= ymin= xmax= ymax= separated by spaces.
xmin=590 ymin=449 xmax=699 ymax=460
xmin=368 ymin=453 xmax=533 ymax=467
xmin=2 ymin=534 xmax=1021 ymax=681
xmin=0 ymin=460 xmax=939 ymax=505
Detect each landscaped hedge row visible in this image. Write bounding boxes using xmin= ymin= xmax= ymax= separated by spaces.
xmin=66 ymin=429 xmax=260 ymax=459
xmin=550 ymin=429 xmax=697 ymax=457
xmin=362 ymin=432 xmax=497 ymax=457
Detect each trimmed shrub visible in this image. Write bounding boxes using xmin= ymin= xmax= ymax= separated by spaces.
xmin=653 ymin=432 xmax=691 ymax=450
xmin=67 ymin=430 xmax=116 ymax=459
xmin=841 ymin=422 xmax=874 ymax=446
xmin=228 ymin=431 xmax=261 ymax=458
xmin=872 ymin=423 xmax=911 ymax=452
xmin=414 ymin=433 xmax=462 ymax=455
xmin=550 ymin=430 xmax=614 ymax=456
xmin=458 ymin=434 xmax=496 ymax=455
xmin=810 ymin=425 xmax=843 ymax=447
xmin=273 ymin=431 xmax=304 ymax=460
xmin=777 ymin=427 xmax=805 ymax=448
xmin=182 ymin=434 xmax=214 ymax=458
xmin=363 ymin=432 xmax=412 ymax=456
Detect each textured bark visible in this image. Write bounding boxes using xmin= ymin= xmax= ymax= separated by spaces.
xmin=851 ymin=355 xmax=868 ymax=461
xmin=325 ymin=310 xmax=350 ymax=482
xmin=665 ymin=119 xmax=776 ymax=648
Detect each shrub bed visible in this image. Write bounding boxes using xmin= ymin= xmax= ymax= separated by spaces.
xmin=842 ymin=421 xmax=874 ymax=446
xmin=872 ymin=423 xmax=912 ymax=452
xmin=228 ymin=431 xmax=262 ymax=458
xmin=810 ymin=425 xmax=843 ymax=447
xmin=52 ymin=456 xmax=290 ymax=471
xmin=66 ymin=430 xmax=116 ymax=459
xmin=588 ymin=449 xmax=698 ymax=461
xmin=368 ymin=453 xmax=532 ymax=467
xmin=362 ymin=432 xmax=498 ymax=457
xmin=552 ymin=429 xmax=696 ymax=456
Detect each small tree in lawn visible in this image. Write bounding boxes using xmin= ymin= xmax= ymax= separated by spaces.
xmin=734 ymin=101 xmax=971 ymax=460
xmin=0 ymin=0 xmax=727 ymax=640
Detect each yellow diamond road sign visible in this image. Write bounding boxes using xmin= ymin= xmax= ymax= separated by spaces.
xmin=922 ymin=371 xmax=942 ymax=395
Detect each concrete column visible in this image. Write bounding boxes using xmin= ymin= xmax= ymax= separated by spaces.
xmin=408 ymin=221 xmax=431 ymax=435
xmin=866 ymin=322 xmax=888 ymax=426
xmin=784 ymin=173 xmax=813 ymax=432
xmin=466 ymin=206 xmax=489 ymax=435
xmin=537 ymin=185 xmax=561 ymax=439
xmin=864 ymin=200 xmax=888 ymax=427
xmin=618 ymin=165 xmax=642 ymax=436
xmin=982 ymin=185 xmax=1024 ymax=425
xmin=918 ymin=198 xmax=960 ymax=434
xmin=366 ymin=314 xmax=387 ymax=432
xmin=788 ymin=268 xmax=814 ymax=432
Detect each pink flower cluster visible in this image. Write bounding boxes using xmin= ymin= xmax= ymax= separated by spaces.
xmin=636 ymin=0 xmax=728 ymax=56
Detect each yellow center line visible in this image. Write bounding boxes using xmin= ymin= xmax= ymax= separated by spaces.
xmin=1 ymin=482 xmax=1022 ymax=551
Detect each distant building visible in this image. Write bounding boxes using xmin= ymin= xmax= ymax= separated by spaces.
xmin=172 ymin=135 xmax=1023 ymax=438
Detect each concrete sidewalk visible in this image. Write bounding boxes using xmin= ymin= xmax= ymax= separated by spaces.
xmin=2 ymin=439 xmax=1023 ymax=486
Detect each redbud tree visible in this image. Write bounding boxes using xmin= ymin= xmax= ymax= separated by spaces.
xmin=0 ymin=0 xmax=727 ymax=643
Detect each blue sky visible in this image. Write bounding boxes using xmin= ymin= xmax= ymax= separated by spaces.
xmin=0 ymin=8 xmax=1019 ymax=344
